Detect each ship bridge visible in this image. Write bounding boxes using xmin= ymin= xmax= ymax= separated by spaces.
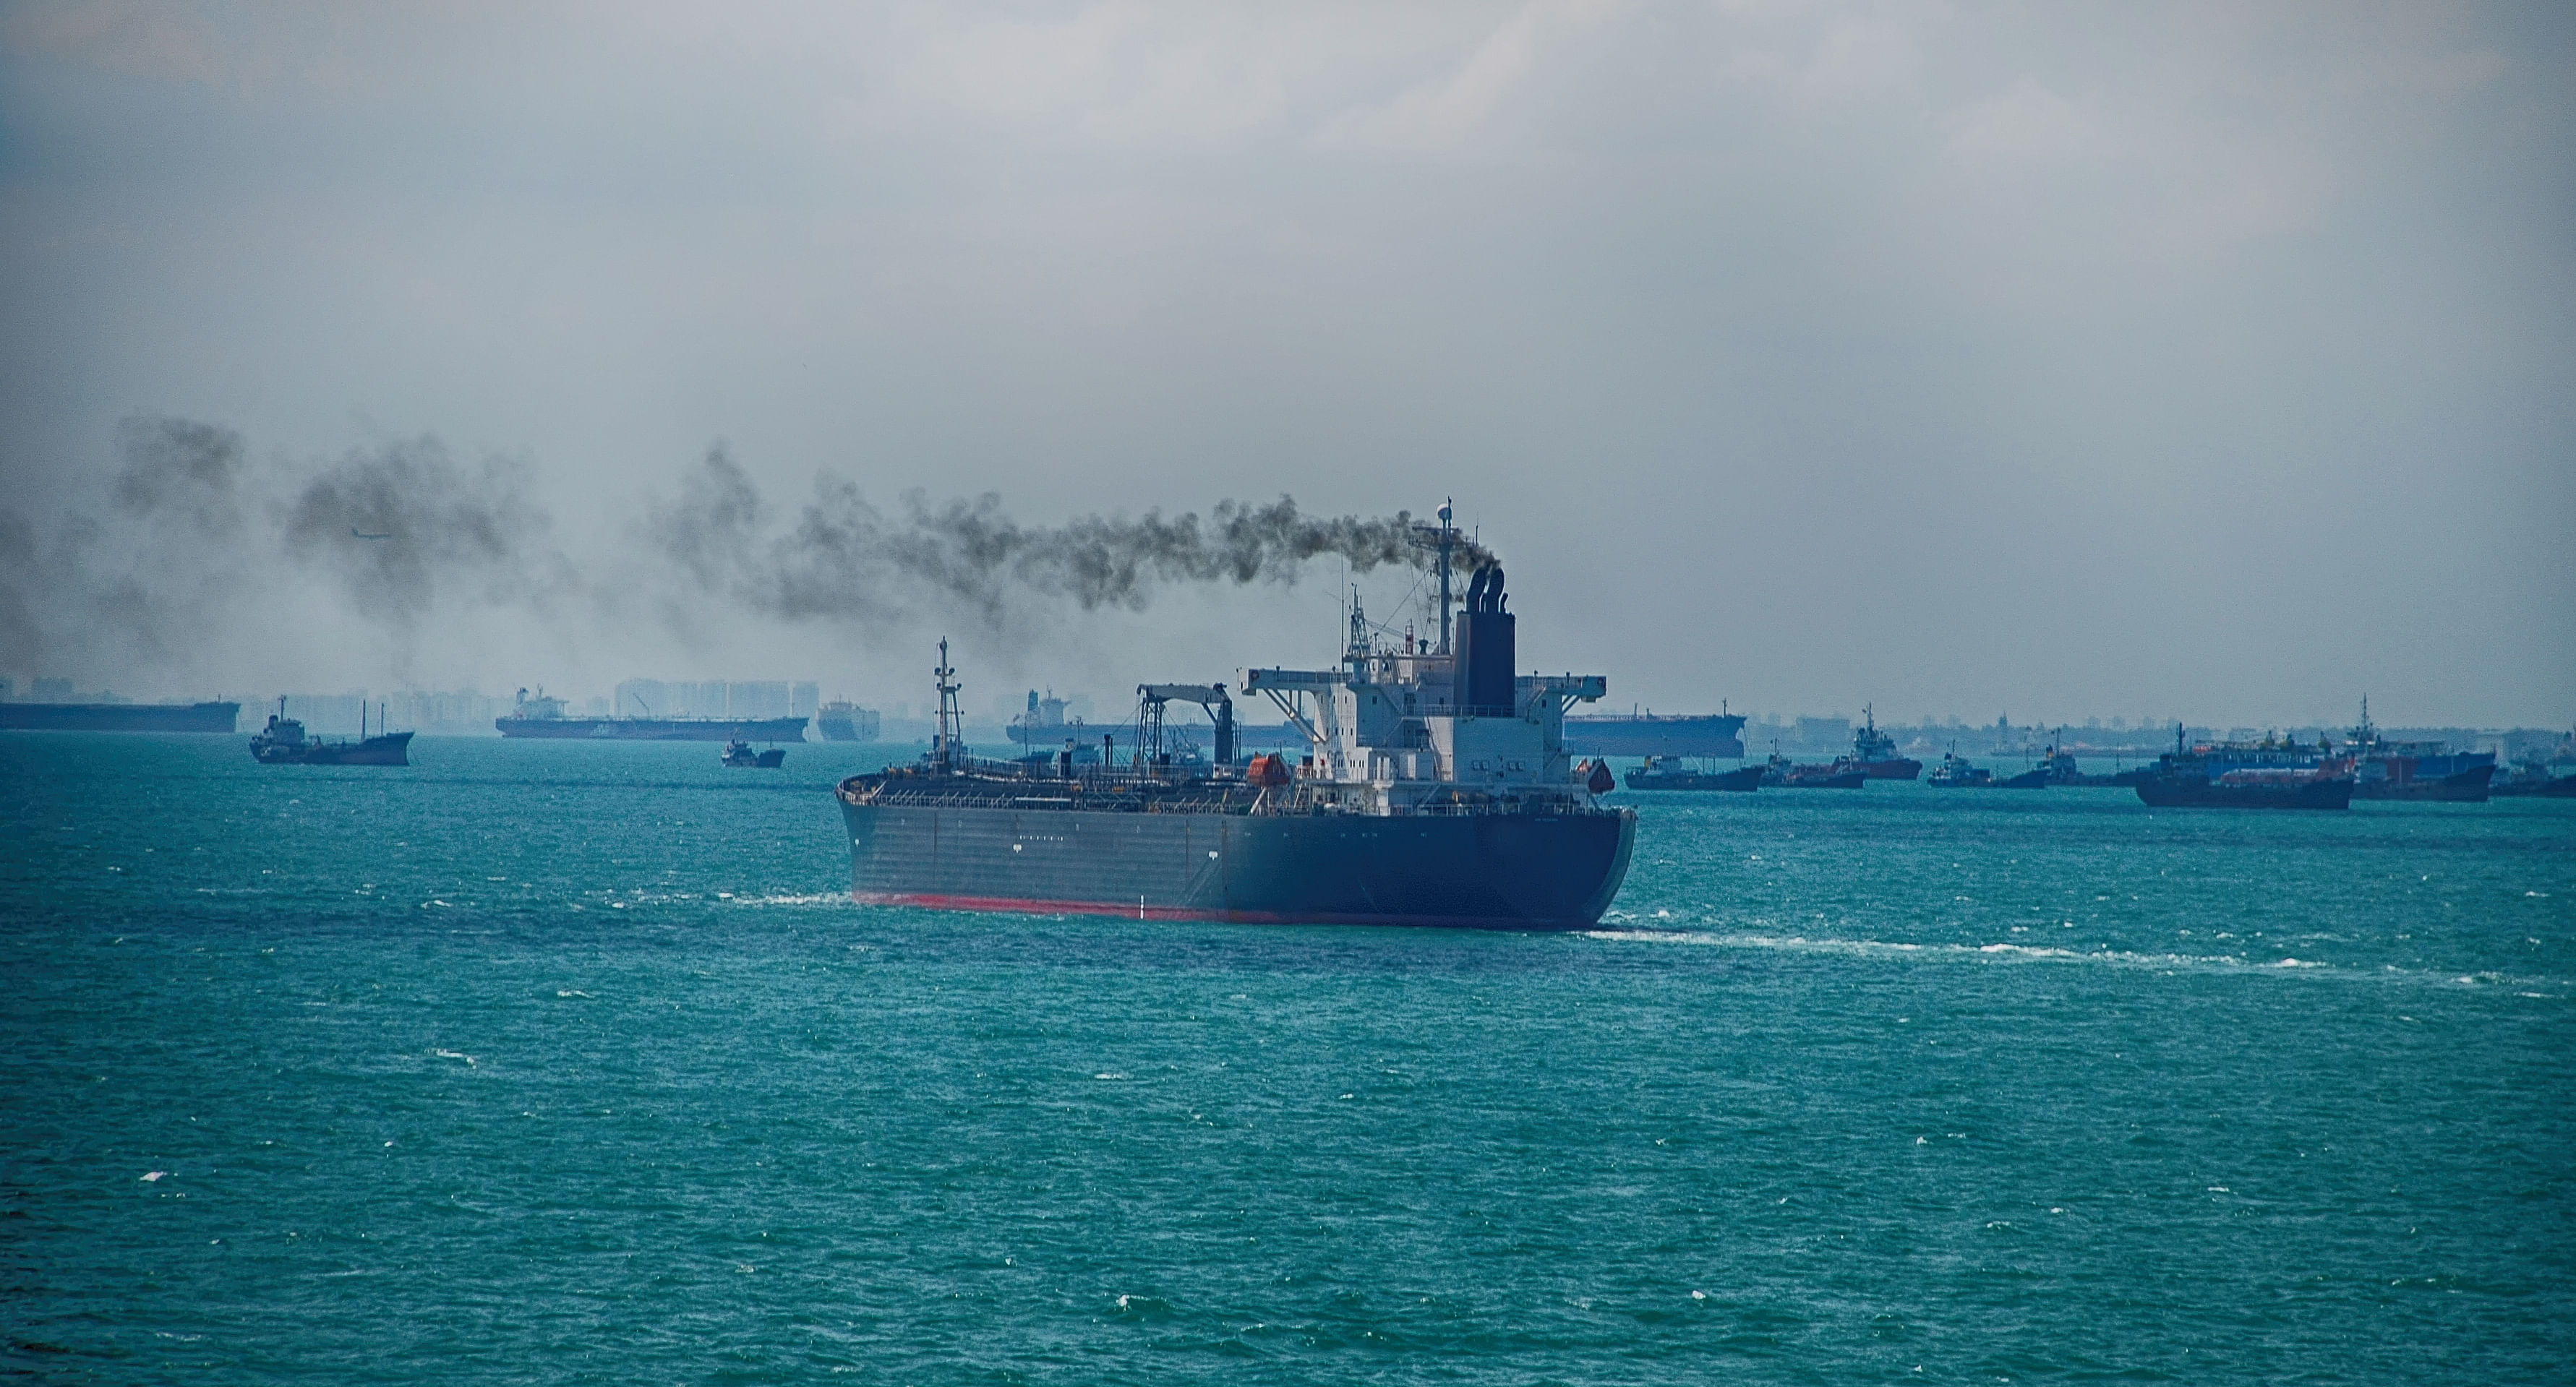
xmin=1242 ymin=565 xmax=1608 ymax=812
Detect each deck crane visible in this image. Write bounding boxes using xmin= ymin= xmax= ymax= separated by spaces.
xmin=1136 ymin=683 xmax=1236 ymax=770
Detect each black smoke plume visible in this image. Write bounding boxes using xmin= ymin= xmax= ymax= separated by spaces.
xmin=281 ymin=436 xmax=565 ymax=629
xmin=650 ymin=447 xmax=1492 ymax=627
xmin=3 ymin=416 xmax=572 ymax=686
xmin=8 ymin=416 xmax=1486 ymax=690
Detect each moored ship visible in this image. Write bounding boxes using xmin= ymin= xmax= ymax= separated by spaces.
xmin=1623 ymin=756 xmax=1765 ymax=791
xmin=2134 ymin=727 xmax=2353 ymax=810
xmin=0 ymin=700 xmax=240 ymax=734
xmin=1844 ymin=705 xmax=1922 ymax=780
xmin=1758 ymin=752 xmax=1866 ymax=789
xmin=2347 ymin=702 xmax=2496 ymax=802
xmin=249 ymin=699 xmax=413 ymax=766
xmin=1564 ymin=709 xmax=1747 ymax=759
xmin=721 ymin=738 xmax=787 ymax=768
xmin=495 ymin=689 xmax=809 ymax=742
xmin=836 ymin=524 xmax=1635 ymax=930
xmin=1926 ymin=747 xmax=1993 ymax=787
xmin=816 ymin=700 xmax=881 ymax=742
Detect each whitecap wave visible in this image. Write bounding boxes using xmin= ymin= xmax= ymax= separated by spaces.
xmin=1581 ymin=928 xmax=2575 ymax=991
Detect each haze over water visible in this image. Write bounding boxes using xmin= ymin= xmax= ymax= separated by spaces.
xmin=7 ymin=734 xmax=2571 ymax=1382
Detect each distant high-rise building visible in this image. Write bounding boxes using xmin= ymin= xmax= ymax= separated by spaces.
xmin=729 ymin=682 xmax=790 ymax=719
xmin=611 ymin=677 xmax=821 ymax=722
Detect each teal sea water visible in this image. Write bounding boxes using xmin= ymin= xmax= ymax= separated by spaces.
xmin=4 ymin=733 xmax=2572 ymax=1383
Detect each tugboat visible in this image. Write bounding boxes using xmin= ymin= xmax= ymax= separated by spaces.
xmin=249 ymin=698 xmax=413 ymax=766
xmin=1925 ymin=746 xmax=1993 ymax=787
xmin=722 ymin=739 xmax=786 ymax=768
xmin=1624 ymin=755 xmax=1766 ymax=791
xmin=2134 ymin=725 xmax=2353 ymax=810
xmin=1843 ymin=705 xmax=1922 ymax=780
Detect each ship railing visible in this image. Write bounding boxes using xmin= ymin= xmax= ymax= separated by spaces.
xmin=863 ymin=784 xmax=1262 ymax=814
xmin=920 ymin=752 xmax=1254 ymax=789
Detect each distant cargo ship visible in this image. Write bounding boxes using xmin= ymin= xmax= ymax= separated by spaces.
xmin=0 ymin=701 xmax=239 ymax=734
xmin=2134 ymin=729 xmax=2353 ymax=810
xmin=1623 ymin=756 xmax=1764 ymax=791
xmin=816 ymin=700 xmax=881 ymax=742
xmin=2492 ymin=768 xmax=2576 ymax=798
xmin=1758 ymin=753 xmax=1865 ymax=789
xmin=2347 ymin=703 xmax=2495 ymax=802
xmin=250 ymin=699 xmax=412 ymax=766
xmin=721 ymin=738 xmax=787 ymax=768
xmin=495 ymin=690 xmax=808 ymax=742
xmin=1565 ymin=710 xmax=1746 ymax=759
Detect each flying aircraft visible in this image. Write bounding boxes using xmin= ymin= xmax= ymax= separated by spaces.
xmin=351 ymin=527 xmax=392 ymax=540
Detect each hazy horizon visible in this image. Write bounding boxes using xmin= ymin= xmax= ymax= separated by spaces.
xmin=5 ymin=3 xmax=2569 ymax=729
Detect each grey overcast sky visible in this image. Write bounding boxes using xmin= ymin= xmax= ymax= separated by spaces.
xmin=1 ymin=1 xmax=2569 ymax=728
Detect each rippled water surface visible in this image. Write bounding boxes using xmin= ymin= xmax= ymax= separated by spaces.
xmin=5 ymin=733 xmax=2572 ymax=1383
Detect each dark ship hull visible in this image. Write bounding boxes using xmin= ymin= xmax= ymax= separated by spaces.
xmin=816 ymin=717 xmax=863 ymax=742
xmin=1854 ymin=757 xmax=1922 ymax=780
xmin=2355 ymin=764 xmax=2494 ymax=802
xmin=496 ymin=716 xmax=810 ymax=742
xmin=839 ymin=795 xmax=1636 ymax=931
xmin=2492 ymin=773 xmax=2576 ymax=799
xmin=2135 ymin=774 xmax=2353 ymax=810
xmin=254 ymin=731 xmax=414 ymax=766
xmin=1767 ymin=764 xmax=1865 ymax=789
xmin=1563 ymin=714 xmax=1747 ymax=759
xmin=0 ymin=701 xmax=239 ymax=733
xmin=1624 ymin=764 xmax=1765 ymax=791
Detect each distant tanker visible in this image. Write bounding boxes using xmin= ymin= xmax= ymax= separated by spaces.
xmin=0 ymin=701 xmax=240 ymax=734
xmin=495 ymin=690 xmax=808 ymax=742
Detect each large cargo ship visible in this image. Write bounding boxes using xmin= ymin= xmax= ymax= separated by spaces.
xmin=1564 ymin=710 xmax=1746 ymax=758
xmin=836 ymin=531 xmax=1635 ymax=930
xmin=0 ymin=701 xmax=239 ymax=734
xmin=816 ymin=700 xmax=881 ymax=742
xmin=495 ymin=690 xmax=808 ymax=742
xmin=2134 ymin=728 xmax=2354 ymax=810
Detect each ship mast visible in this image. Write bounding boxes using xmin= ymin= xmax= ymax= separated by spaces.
xmin=1410 ymin=499 xmax=1458 ymax=654
xmin=931 ymin=638 xmax=963 ymax=773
